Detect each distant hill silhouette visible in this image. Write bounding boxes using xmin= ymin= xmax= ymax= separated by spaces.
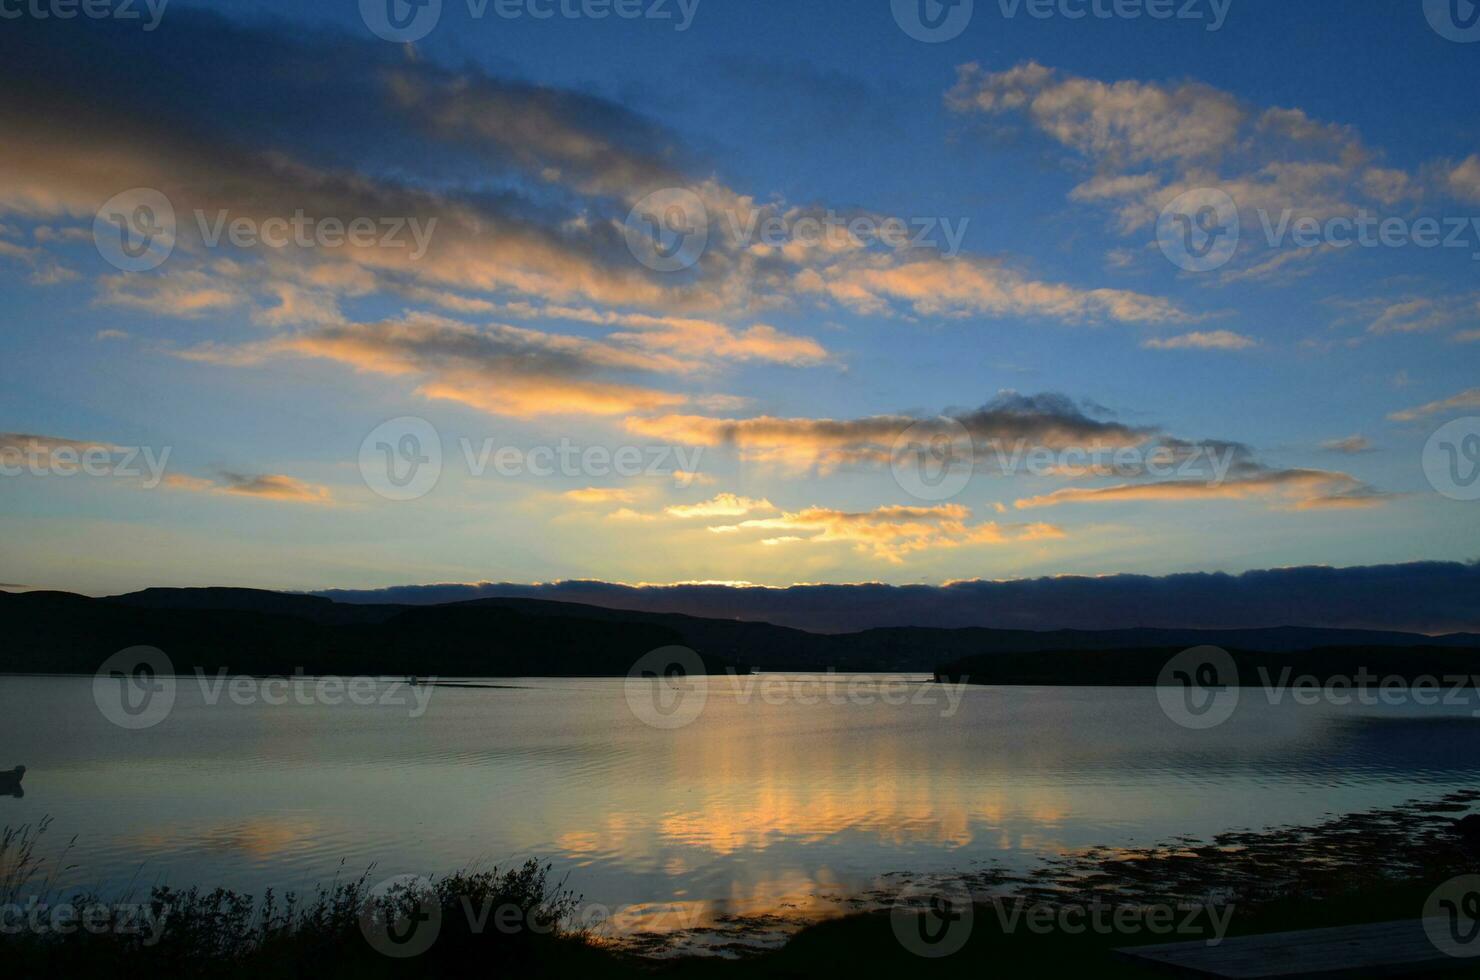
xmin=312 ymin=561 xmax=1480 ymax=635
xmin=2 ymin=587 xmax=1477 ymax=677
xmin=0 ymin=589 xmax=714 ymax=676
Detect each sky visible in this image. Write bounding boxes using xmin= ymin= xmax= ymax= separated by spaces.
xmin=0 ymin=0 xmax=1477 ymax=599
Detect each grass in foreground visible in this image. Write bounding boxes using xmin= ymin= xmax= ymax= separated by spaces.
xmin=9 ymin=791 xmax=1480 ymax=977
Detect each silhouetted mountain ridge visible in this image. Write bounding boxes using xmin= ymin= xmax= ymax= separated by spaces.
xmin=1 ymin=587 xmax=1476 ymax=676
xmin=311 ymin=561 xmax=1480 ymax=634
xmin=0 ymin=589 xmax=715 ymax=676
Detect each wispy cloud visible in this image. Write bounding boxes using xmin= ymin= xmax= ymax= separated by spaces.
xmin=495 ymin=303 xmax=830 ymax=368
xmin=1142 ymin=330 xmax=1257 ymax=351
xmin=946 ymin=59 xmax=1461 ymax=286
xmin=795 ymin=254 xmax=1189 ymax=324
xmin=0 ymin=236 xmax=78 ymax=285
xmin=1321 ymin=435 xmax=1373 ymax=455
xmin=1015 ymin=464 xmax=1392 ymax=511
xmin=163 ymin=471 xmax=333 ymax=504
xmin=1366 ymin=296 xmax=1480 ymax=336
xmin=1389 ymin=388 xmax=1480 ymax=422
xmin=664 ymin=493 xmax=775 ymax=518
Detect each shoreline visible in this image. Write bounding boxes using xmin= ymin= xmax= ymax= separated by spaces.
xmin=7 ymin=789 xmax=1480 ymax=972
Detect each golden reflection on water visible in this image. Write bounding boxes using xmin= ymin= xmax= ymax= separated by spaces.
xmin=600 ymin=868 xmax=857 ymax=951
xmin=536 ymin=686 xmax=1090 ymax=947
xmin=7 ymin=675 xmax=1448 ymax=951
xmin=120 ymin=817 xmax=324 ymax=860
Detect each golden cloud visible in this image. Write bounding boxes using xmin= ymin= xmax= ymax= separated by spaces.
xmin=1014 ymin=467 xmax=1391 ymax=511
xmin=163 ymin=471 xmax=333 ymax=504
xmin=710 ymin=503 xmax=1064 ymax=562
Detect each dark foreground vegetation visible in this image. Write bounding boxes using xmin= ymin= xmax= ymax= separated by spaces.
xmin=9 ymin=792 xmax=1480 ymax=978
xmin=4 ymin=586 xmax=1478 ymax=677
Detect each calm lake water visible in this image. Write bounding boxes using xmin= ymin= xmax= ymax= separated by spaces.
xmin=4 ymin=673 xmax=1480 ymax=951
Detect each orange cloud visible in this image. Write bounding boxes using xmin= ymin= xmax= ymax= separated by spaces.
xmin=416 ymin=374 xmax=682 ymax=419
xmin=499 ymin=303 xmax=829 ymax=368
xmin=164 ymin=471 xmax=332 ymax=504
xmin=183 ymin=314 xmax=694 ymax=419
xmin=1015 ymin=467 xmax=1391 ymax=511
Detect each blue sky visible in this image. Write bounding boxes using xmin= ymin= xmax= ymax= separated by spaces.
xmin=0 ymin=0 xmax=1477 ymax=596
